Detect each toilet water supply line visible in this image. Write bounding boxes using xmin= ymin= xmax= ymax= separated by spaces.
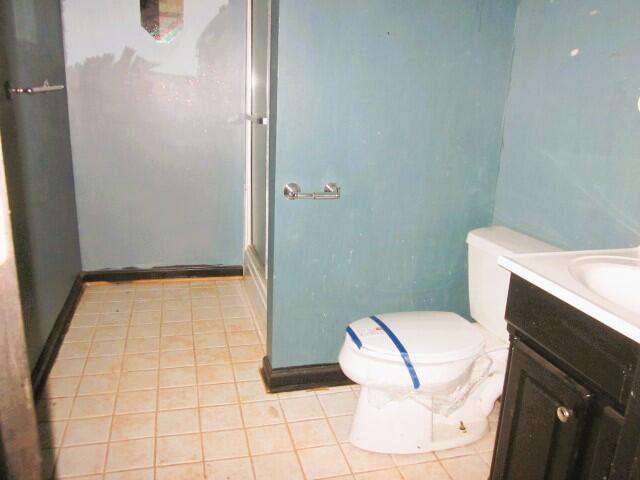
xmin=346 ymin=317 xmax=493 ymax=416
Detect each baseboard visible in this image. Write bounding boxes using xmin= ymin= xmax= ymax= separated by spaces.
xmin=261 ymin=356 xmax=354 ymax=393
xmin=31 ymin=275 xmax=84 ymax=401
xmin=81 ymin=265 xmax=243 ymax=283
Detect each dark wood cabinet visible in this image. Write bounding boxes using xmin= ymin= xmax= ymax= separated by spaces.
xmin=490 ymin=275 xmax=640 ymax=480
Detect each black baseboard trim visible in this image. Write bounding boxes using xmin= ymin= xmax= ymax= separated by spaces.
xmin=261 ymin=356 xmax=354 ymax=393
xmin=81 ymin=265 xmax=243 ymax=283
xmin=31 ymin=275 xmax=85 ymax=401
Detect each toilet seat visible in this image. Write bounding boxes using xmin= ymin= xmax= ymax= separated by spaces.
xmin=346 ymin=311 xmax=486 ymax=364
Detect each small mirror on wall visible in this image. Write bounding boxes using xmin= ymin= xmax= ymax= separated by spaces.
xmin=140 ymin=0 xmax=184 ymax=43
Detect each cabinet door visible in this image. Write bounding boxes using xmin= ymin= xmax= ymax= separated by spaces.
xmin=491 ymin=340 xmax=592 ymax=480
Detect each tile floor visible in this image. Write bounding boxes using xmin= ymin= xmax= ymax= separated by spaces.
xmin=37 ymin=278 xmax=498 ymax=479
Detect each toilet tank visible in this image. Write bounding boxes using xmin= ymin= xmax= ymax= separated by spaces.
xmin=466 ymin=226 xmax=560 ymax=341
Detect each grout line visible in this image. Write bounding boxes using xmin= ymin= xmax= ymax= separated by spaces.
xmin=187 ymin=282 xmax=208 ymax=479
xmin=219 ymin=281 xmax=258 ymax=480
xmin=98 ymin=292 xmax=132 ymax=479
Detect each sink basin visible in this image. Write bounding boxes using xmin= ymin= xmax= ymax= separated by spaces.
xmin=569 ymin=255 xmax=640 ymax=315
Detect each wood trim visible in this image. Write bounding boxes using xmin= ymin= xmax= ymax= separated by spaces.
xmin=261 ymin=356 xmax=353 ymax=393
xmin=30 ymin=275 xmax=84 ymax=401
xmin=81 ymin=265 xmax=243 ymax=283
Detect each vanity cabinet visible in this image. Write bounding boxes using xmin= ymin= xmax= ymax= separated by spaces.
xmin=490 ymin=275 xmax=640 ymax=480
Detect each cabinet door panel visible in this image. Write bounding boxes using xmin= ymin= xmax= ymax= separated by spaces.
xmin=491 ymin=340 xmax=592 ymax=480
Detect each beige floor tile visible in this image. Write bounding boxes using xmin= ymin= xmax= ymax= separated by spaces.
xmin=119 ymin=370 xmax=158 ymax=391
xmin=94 ymin=326 xmax=128 ymax=341
xmin=131 ymin=311 xmax=161 ymax=325
xmin=65 ymin=327 xmax=95 ymax=343
xmin=252 ymin=451 xmax=303 ymax=480
xmin=104 ymin=468 xmax=154 ymax=479
xmin=354 ymin=468 xmax=402 ymax=479
xmin=191 ymin=287 xmax=217 ymax=298
xmin=57 ymin=341 xmax=91 ymax=359
xmin=56 ymin=443 xmax=107 ymax=477
xmin=192 ymin=297 xmax=220 ymax=309
xmin=89 ymin=339 xmax=126 ymax=357
xmin=84 ymin=356 xmax=123 ymax=375
xmin=246 ymin=424 xmax=293 ymax=455
xmin=43 ymin=376 xmax=81 ymax=398
xmin=160 ymin=335 xmax=194 ymax=352
xmin=224 ymin=318 xmax=255 ymax=333
xmin=161 ymin=322 xmax=193 ymax=337
xmin=434 ymin=444 xmax=477 ymax=460
xmin=100 ymin=312 xmax=131 ymax=326
xmin=237 ymin=381 xmax=271 ymax=403
xmin=70 ymin=393 xmax=116 ymax=419
xmin=205 ymin=457 xmax=254 ymax=480
xmin=197 ymin=364 xmax=235 ymax=385
xmin=193 ymin=308 xmax=223 ymax=322
xmin=156 ymin=433 xmax=203 ymax=466
xmin=156 ymin=462 xmax=205 ymax=480
xmin=162 ymin=309 xmax=191 ymax=323
xmin=241 ymin=400 xmax=284 ymax=427
xmin=318 ymin=391 xmax=358 ymax=417
xmin=226 ymin=331 xmax=260 ymax=346
xmin=328 ymin=416 xmax=353 ymax=443
xmin=202 ymin=429 xmax=249 ymax=460
xmin=440 ymin=454 xmax=490 ymax=480
xmin=232 ymin=362 xmax=262 ymax=382
xmin=159 ymin=385 xmax=198 ymax=410
xmin=37 ymin=397 xmax=74 ymax=421
xmin=229 ymin=346 xmax=262 ymax=365
xmin=122 ymin=353 xmax=159 ymax=372
xmin=341 ymin=443 xmax=394 ymax=473
xmin=77 ymin=373 xmax=120 ymax=396
xmin=159 ymin=366 xmax=197 ymax=388
xmin=115 ymin=389 xmax=157 ymax=414
xmin=194 ymin=319 xmax=225 ymax=333
xmin=133 ymin=299 xmax=162 ymax=312
xmin=398 ymin=461 xmax=450 ymax=480
xmin=298 ymin=445 xmax=351 ymax=479
xmin=194 ymin=332 xmax=227 ymax=349
xmin=219 ymin=296 xmax=244 ymax=307
xmin=71 ymin=314 xmax=100 ymax=327
xmin=128 ymin=324 xmax=160 ymax=339
xmin=280 ymin=396 xmax=325 ymax=422
xmin=64 ymin=417 xmax=112 ymax=446
xmin=157 ymin=408 xmax=200 ymax=436
xmin=125 ymin=338 xmax=160 ymax=355
xmin=106 ymin=437 xmax=154 ymax=472
xmin=288 ymin=419 xmax=337 ymax=449
xmin=158 ymin=347 xmax=196 ymax=367
xmin=200 ymin=404 xmax=244 ymax=432
xmin=199 ymin=383 xmax=238 ymax=406
xmin=111 ymin=412 xmax=155 ymax=441
xmin=222 ymin=306 xmax=251 ymax=320
xmin=49 ymin=358 xmax=86 ymax=378
xmin=163 ymin=299 xmax=191 ymax=311
xmin=196 ymin=347 xmax=231 ymax=365
xmin=391 ymin=451 xmax=437 ymax=466
xmin=38 ymin=421 xmax=67 ymax=448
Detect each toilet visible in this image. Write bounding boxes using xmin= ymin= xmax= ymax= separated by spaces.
xmin=338 ymin=226 xmax=560 ymax=454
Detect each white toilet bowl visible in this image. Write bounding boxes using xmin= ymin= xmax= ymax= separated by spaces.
xmin=338 ymin=311 xmax=507 ymax=454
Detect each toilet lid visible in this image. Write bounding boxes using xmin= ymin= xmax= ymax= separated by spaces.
xmin=346 ymin=311 xmax=485 ymax=364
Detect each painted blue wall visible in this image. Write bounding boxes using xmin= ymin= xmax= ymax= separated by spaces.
xmin=268 ymin=0 xmax=518 ymax=368
xmin=1 ymin=0 xmax=82 ymax=367
xmin=493 ymin=0 xmax=640 ymax=249
xmin=62 ymin=0 xmax=246 ymax=269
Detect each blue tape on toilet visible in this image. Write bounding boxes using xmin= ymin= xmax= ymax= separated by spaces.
xmin=369 ymin=315 xmax=421 ymax=389
xmin=346 ymin=326 xmax=362 ymax=349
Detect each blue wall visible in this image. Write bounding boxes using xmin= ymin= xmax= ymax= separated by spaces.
xmin=268 ymin=0 xmax=518 ymax=368
xmin=493 ymin=0 xmax=640 ymax=249
xmin=62 ymin=0 xmax=246 ymax=269
xmin=1 ymin=0 xmax=82 ymax=367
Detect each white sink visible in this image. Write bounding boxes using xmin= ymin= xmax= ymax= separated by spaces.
xmin=569 ymin=255 xmax=640 ymax=315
